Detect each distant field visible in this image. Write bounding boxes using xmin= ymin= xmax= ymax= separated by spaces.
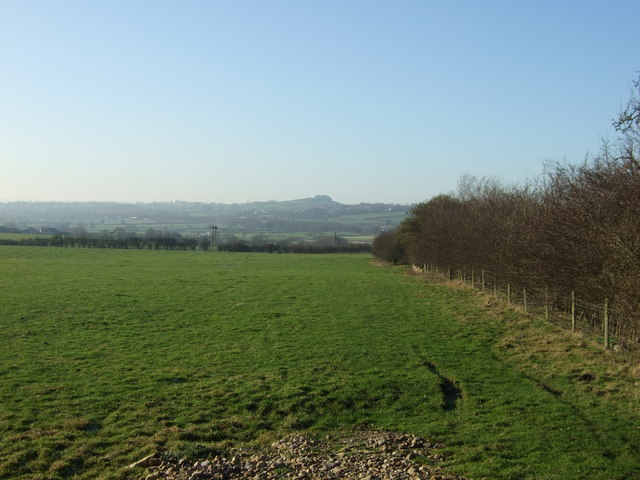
xmin=326 ymin=211 xmax=407 ymax=225
xmin=0 ymin=197 xmax=408 ymax=239
xmin=1 ymin=247 xmax=639 ymax=479
xmin=341 ymin=234 xmax=375 ymax=243
xmin=85 ymin=225 xmax=382 ymax=240
xmin=0 ymin=233 xmax=51 ymax=241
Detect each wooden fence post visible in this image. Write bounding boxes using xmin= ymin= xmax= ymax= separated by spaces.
xmin=544 ymin=285 xmax=549 ymax=321
xmin=571 ymin=290 xmax=576 ymax=333
xmin=481 ymin=270 xmax=485 ymax=293
xmin=604 ymin=298 xmax=609 ymax=349
xmin=523 ymin=288 xmax=527 ymax=313
xmin=507 ymin=284 xmax=511 ymax=305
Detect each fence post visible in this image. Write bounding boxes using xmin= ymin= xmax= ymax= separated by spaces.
xmin=523 ymin=288 xmax=527 ymax=313
xmin=507 ymin=284 xmax=511 ymax=305
xmin=471 ymin=268 xmax=475 ymax=288
xmin=571 ymin=290 xmax=576 ymax=333
xmin=604 ymin=298 xmax=609 ymax=349
xmin=481 ymin=270 xmax=485 ymax=293
xmin=544 ymin=285 xmax=549 ymax=321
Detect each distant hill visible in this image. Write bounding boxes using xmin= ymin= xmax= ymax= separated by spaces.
xmin=0 ymin=196 xmax=409 ymax=240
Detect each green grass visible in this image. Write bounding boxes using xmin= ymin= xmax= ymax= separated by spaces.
xmin=0 ymin=233 xmax=51 ymax=240
xmin=0 ymin=247 xmax=639 ymax=479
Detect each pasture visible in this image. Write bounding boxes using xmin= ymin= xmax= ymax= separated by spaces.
xmin=0 ymin=233 xmax=52 ymax=241
xmin=0 ymin=247 xmax=638 ymax=479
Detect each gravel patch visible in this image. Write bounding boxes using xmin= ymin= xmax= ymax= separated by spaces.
xmin=132 ymin=430 xmax=466 ymax=480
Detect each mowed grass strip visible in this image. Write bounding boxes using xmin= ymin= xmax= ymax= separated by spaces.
xmin=0 ymin=247 xmax=638 ymax=480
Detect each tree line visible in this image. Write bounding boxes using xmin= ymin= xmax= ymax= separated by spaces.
xmin=0 ymin=228 xmax=370 ymax=254
xmin=0 ymin=229 xmax=198 ymax=250
xmin=373 ymin=76 xmax=640 ymax=344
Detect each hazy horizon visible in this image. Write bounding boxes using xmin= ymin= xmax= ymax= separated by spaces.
xmin=0 ymin=193 xmax=411 ymax=206
xmin=2 ymin=1 xmax=638 ymax=205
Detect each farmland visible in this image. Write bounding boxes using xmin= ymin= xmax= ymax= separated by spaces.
xmin=1 ymin=247 xmax=639 ymax=479
xmin=0 ymin=196 xmax=407 ymax=240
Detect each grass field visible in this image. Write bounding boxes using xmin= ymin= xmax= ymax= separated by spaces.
xmin=1 ymin=247 xmax=639 ymax=479
xmin=0 ymin=233 xmax=52 ymax=241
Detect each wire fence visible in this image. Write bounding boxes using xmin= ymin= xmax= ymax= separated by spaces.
xmin=415 ymin=264 xmax=639 ymax=352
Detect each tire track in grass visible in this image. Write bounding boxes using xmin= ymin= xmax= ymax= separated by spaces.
xmin=410 ymin=346 xmax=462 ymax=411
xmin=423 ymin=361 xmax=462 ymax=411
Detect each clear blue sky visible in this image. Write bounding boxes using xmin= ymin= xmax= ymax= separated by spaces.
xmin=1 ymin=1 xmax=638 ymax=205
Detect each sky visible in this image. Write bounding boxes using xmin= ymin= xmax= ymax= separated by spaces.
xmin=1 ymin=1 xmax=639 ymax=205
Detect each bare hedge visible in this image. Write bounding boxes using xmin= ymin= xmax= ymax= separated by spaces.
xmin=374 ymin=76 xmax=640 ymax=344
